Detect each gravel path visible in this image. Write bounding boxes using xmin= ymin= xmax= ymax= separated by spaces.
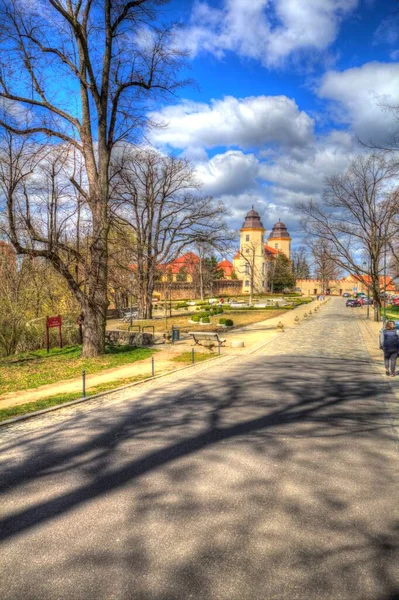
xmin=0 ymin=297 xmax=398 ymax=600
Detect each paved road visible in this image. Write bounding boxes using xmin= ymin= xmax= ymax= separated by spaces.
xmin=1 ymin=298 xmax=399 ymax=600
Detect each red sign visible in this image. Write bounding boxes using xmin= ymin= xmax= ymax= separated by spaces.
xmin=47 ymin=315 xmax=62 ymax=328
xmin=46 ymin=315 xmax=63 ymax=352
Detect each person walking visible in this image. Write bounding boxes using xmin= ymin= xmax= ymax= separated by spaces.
xmin=380 ymin=321 xmax=399 ymax=377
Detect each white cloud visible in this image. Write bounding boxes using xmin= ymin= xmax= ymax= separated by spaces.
xmin=196 ymin=150 xmax=260 ymax=196
xmin=318 ymin=61 xmax=399 ymax=145
xmin=259 ymin=130 xmax=357 ymax=198
xmin=187 ymin=130 xmax=359 ymax=243
xmin=150 ymin=95 xmax=314 ymax=150
xmin=177 ymin=0 xmax=359 ymax=67
xmin=374 ymin=16 xmax=399 ymax=46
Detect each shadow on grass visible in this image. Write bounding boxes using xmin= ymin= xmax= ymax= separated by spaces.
xmin=1 ymin=345 xmax=81 ymax=366
xmin=0 ymin=353 xmax=398 ymax=599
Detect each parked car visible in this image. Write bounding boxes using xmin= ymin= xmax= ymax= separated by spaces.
xmin=359 ymin=298 xmax=373 ymax=305
xmin=343 ymin=292 xmax=351 ymax=297
xmin=346 ymin=299 xmax=361 ymax=307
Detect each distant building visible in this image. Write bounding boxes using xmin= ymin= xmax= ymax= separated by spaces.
xmin=217 ymin=259 xmax=234 ymax=278
xmin=295 ymin=274 xmax=396 ymax=296
xmin=161 ymin=252 xmax=199 ymax=282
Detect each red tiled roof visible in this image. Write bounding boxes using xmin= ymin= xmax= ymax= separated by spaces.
xmin=217 ymin=259 xmax=234 ymax=277
xmin=353 ymin=274 xmax=395 ymax=291
xmin=264 ymin=244 xmax=279 ymax=256
xmin=165 ymin=252 xmax=200 ymax=274
xmin=233 ymin=251 xmax=240 ymax=260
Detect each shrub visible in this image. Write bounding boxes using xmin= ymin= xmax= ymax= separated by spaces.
xmin=204 ymin=306 xmax=211 ymax=312
xmin=219 ymin=318 xmax=226 ymax=325
xmin=201 ymin=316 xmax=210 ymax=323
xmin=191 ymin=314 xmax=201 ymax=322
xmin=176 ymin=302 xmax=188 ymax=309
xmin=224 ymin=319 xmax=234 ymax=327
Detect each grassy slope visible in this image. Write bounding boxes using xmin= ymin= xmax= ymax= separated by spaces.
xmin=0 ymin=351 xmax=216 ymax=422
xmin=0 ymin=345 xmax=154 ymax=395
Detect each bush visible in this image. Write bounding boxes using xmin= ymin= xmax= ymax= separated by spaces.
xmin=204 ymin=306 xmax=211 ymax=312
xmin=224 ymin=319 xmax=234 ymax=327
xmin=176 ymin=302 xmax=188 ymax=309
xmin=219 ymin=318 xmax=226 ymax=325
xmin=191 ymin=314 xmax=201 ymax=322
xmin=201 ymin=316 xmax=210 ymax=323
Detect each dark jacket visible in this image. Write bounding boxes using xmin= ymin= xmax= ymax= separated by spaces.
xmin=382 ymin=330 xmax=399 ymax=355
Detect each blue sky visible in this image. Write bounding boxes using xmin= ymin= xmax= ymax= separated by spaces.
xmin=146 ymin=0 xmax=399 ymax=247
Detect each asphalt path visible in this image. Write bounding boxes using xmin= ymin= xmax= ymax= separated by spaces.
xmin=1 ymin=298 xmax=398 ymax=600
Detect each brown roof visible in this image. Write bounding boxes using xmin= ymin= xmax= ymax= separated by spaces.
xmin=268 ymin=220 xmax=291 ymax=239
xmin=241 ymin=208 xmax=265 ymax=230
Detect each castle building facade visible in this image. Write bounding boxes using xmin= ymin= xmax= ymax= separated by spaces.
xmin=231 ymin=208 xmax=292 ymax=294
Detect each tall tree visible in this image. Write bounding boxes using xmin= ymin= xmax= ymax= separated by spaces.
xmin=300 ymin=154 xmax=399 ymax=320
xmin=311 ymin=239 xmax=342 ymax=294
xmin=271 ymin=253 xmax=295 ymax=293
xmin=0 ymin=0 xmax=186 ymax=356
xmin=112 ymin=148 xmax=230 ymax=318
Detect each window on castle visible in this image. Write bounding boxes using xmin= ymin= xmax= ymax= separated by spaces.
xmin=245 ymin=280 xmax=249 ymax=286
xmin=275 ymin=243 xmax=278 ymax=249
xmin=245 ymin=264 xmax=249 ymax=274
xmin=246 ymin=234 xmax=250 ymax=242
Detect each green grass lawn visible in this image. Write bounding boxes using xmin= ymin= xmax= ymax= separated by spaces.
xmin=171 ymin=351 xmax=216 ymax=363
xmin=117 ymin=308 xmax=287 ymax=334
xmin=0 ymin=345 xmax=154 ymax=395
xmin=0 ymin=373 xmax=148 ymax=422
xmin=0 ymin=349 xmax=218 ymax=422
xmin=386 ymin=306 xmax=399 ymax=321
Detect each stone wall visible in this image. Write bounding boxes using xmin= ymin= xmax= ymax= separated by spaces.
xmin=154 ymin=279 xmax=242 ymax=300
xmin=106 ymin=330 xmax=154 ymax=347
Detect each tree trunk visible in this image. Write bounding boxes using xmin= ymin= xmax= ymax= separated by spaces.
xmin=82 ymin=298 xmax=107 ymax=357
xmin=81 ymin=193 xmax=109 ymax=357
xmin=137 ymin=278 xmax=154 ymax=319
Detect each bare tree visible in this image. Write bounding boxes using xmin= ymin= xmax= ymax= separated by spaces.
xmin=310 ymin=239 xmax=342 ymax=294
xmin=0 ymin=0 xmax=187 ymax=356
xmin=238 ymin=240 xmax=265 ymax=304
xmin=291 ymin=245 xmax=311 ymax=279
xmin=300 ymin=154 xmax=399 ymax=320
xmin=112 ymin=148 xmax=230 ymax=318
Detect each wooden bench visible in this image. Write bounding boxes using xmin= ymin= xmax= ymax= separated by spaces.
xmin=188 ymin=331 xmax=226 ymax=352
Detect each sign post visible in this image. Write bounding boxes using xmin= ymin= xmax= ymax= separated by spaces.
xmin=46 ymin=315 xmax=63 ymax=353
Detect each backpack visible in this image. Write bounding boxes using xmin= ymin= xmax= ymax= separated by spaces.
xmin=380 ymin=328 xmax=399 ymax=350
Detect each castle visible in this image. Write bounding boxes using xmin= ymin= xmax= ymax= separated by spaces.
xmin=161 ymin=207 xmax=291 ymax=296
xmin=231 ymin=207 xmax=291 ymax=294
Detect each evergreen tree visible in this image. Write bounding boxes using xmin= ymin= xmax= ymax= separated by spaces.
xmin=271 ymin=253 xmax=296 ymax=292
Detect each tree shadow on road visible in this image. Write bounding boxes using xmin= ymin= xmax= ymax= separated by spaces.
xmin=1 ymin=354 xmax=399 ymax=599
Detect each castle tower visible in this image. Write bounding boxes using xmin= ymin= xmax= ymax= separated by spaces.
xmin=267 ymin=220 xmax=291 ymax=259
xmin=233 ymin=207 xmax=267 ymax=294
